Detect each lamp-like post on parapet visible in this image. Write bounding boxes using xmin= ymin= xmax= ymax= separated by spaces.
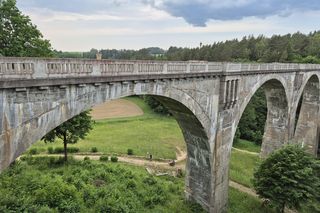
xmin=96 ymin=52 xmax=102 ymax=60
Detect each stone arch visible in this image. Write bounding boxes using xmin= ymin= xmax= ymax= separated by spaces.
xmin=234 ymin=75 xmax=290 ymax=157
xmin=294 ymin=74 xmax=320 ymax=156
xmin=0 ymin=80 xmax=215 ymax=211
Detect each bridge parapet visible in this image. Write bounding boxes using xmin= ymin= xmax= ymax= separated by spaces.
xmin=0 ymin=57 xmax=320 ymax=80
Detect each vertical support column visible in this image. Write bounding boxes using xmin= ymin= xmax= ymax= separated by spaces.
xmin=294 ymin=78 xmax=319 ymax=156
xmin=212 ymin=109 xmax=234 ymax=213
xmin=261 ymin=82 xmax=289 ymax=157
xmin=155 ymin=97 xmax=214 ymax=212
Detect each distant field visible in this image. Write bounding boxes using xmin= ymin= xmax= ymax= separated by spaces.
xmin=31 ymin=97 xmax=185 ymax=159
xmin=91 ymin=99 xmax=143 ymax=120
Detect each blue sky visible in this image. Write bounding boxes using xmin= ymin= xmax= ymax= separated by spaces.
xmin=16 ymin=0 xmax=320 ymax=51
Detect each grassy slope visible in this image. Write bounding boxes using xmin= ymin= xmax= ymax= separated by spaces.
xmin=233 ymin=139 xmax=261 ymax=153
xmin=31 ymin=97 xmax=185 ymax=159
xmin=0 ymin=157 xmax=274 ymax=213
xmin=229 ymin=149 xmax=261 ymax=188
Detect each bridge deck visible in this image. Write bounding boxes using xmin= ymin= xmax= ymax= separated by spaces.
xmin=0 ymin=57 xmax=319 ymax=85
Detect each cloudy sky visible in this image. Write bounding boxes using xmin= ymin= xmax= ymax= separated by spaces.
xmin=16 ymin=0 xmax=320 ymax=51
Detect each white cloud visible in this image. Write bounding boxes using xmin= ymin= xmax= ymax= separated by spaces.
xmin=15 ymin=0 xmax=320 ymax=51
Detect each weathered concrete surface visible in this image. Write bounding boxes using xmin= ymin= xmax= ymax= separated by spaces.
xmin=1 ymin=57 xmax=320 ymax=213
xmin=294 ymin=75 xmax=320 ymax=156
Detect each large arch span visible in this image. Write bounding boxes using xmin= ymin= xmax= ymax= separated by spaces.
xmin=0 ymin=77 xmax=222 ymax=212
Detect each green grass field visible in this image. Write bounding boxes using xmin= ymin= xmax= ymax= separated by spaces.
xmin=229 ymin=149 xmax=261 ymax=188
xmin=233 ymin=139 xmax=261 ymax=153
xmin=228 ymin=187 xmax=275 ymax=213
xmin=30 ymin=97 xmax=185 ymax=160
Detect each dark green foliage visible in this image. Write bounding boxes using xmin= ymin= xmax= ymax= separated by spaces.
xmin=79 ymin=47 xmax=165 ymax=60
xmin=91 ymin=147 xmax=98 ymax=153
xmin=143 ymin=96 xmax=170 ymax=115
xmin=83 ymin=156 xmax=90 ymax=161
xmin=42 ymin=110 xmax=94 ymax=161
xmin=29 ymin=148 xmax=38 ymax=155
xmin=164 ymin=32 xmax=320 ymax=63
xmin=99 ymin=155 xmax=109 ymax=162
xmin=0 ymin=0 xmax=53 ymax=57
xmin=0 ymin=158 xmax=197 ymax=212
xmin=233 ymin=128 xmax=241 ymax=144
xmin=238 ymin=88 xmax=267 ymax=145
xmin=253 ymin=145 xmax=320 ymax=213
xmin=111 ymin=156 xmax=118 ymax=162
xmin=127 ymin=148 xmax=134 ymax=155
xmin=52 ymin=147 xmax=79 ymax=154
xmin=47 ymin=147 xmax=54 ymax=154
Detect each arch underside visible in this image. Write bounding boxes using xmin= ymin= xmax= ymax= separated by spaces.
xmin=236 ymin=76 xmax=290 ymax=157
xmin=0 ymin=80 xmax=216 ymax=211
xmin=294 ymin=75 xmax=320 ymax=156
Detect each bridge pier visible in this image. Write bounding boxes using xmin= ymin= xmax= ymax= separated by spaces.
xmin=261 ymin=81 xmax=290 ymax=158
xmin=294 ymin=76 xmax=320 ymax=156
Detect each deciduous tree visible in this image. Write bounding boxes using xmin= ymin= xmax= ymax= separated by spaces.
xmin=253 ymin=145 xmax=319 ymax=213
xmin=42 ymin=111 xmax=94 ymax=161
xmin=0 ymin=0 xmax=52 ymax=57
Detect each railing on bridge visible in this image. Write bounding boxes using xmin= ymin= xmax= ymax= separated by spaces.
xmin=0 ymin=57 xmax=320 ymax=79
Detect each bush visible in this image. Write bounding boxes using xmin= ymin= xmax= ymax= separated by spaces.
xmin=29 ymin=148 xmax=38 ymax=155
xmin=67 ymin=147 xmax=80 ymax=153
xmin=84 ymin=156 xmax=90 ymax=161
xmin=110 ymin=156 xmax=118 ymax=163
xmin=99 ymin=156 xmax=109 ymax=162
xmin=127 ymin=149 xmax=134 ymax=155
xmin=91 ymin=147 xmax=98 ymax=153
xmin=47 ymin=147 xmax=54 ymax=154
xmin=20 ymin=155 xmax=29 ymax=162
xmin=253 ymin=145 xmax=320 ymax=213
xmin=53 ymin=147 xmax=79 ymax=154
xmin=53 ymin=147 xmax=64 ymax=154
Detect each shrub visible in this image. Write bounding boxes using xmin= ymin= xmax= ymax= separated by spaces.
xmin=67 ymin=147 xmax=80 ymax=153
xmin=110 ymin=156 xmax=118 ymax=163
xmin=47 ymin=147 xmax=54 ymax=154
xmin=29 ymin=148 xmax=38 ymax=155
xmin=127 ymin=149 xmax=134 ymax=155
xmin=126 ymin=180 xmax=136 ymax=189
xmin=253 ymin=145 xmax=320 ymax=213
xmin=53 ymin=147 xmax=64 ymax=154
xmin=84 ymin=156 xmax=90 ymax=161
xmin=19 ymin=155 xmax=29 ymax=161
xmin=99 ymin=155 xmax=109 ymax=162
xmin=143 ymin=176 xmax=157 ymax=185
xmin=53 ymin=147 xmax=79 ymax=154
xmin=91 ymin=147 xmax=98 ymax=153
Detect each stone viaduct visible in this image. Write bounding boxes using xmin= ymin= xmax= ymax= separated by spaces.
xmin=0 ymin=57 xmax=319 ymax=212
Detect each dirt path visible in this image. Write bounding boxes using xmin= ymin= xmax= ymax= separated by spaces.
xmin=232 ymin=147 xmax=259 ymax=155
xmin=29 ymin=146 xmax=187 ymax=171
xmin=91 ymin=99 xmax=143 ymax=120
xmin=229 ymin=181 xmax=258 ymax=198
